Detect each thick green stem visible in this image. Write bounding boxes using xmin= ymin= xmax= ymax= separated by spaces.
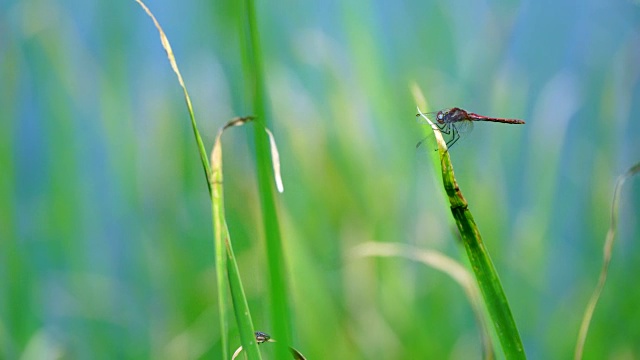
xmin=419 ymin=108 xmax=526 ymax=359
xmin=238 ymin=0 xmax=292 ymax=358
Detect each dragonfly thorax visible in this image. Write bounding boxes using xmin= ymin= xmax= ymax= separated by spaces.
xmin=439 ymin=107 xmax=469 ymax=124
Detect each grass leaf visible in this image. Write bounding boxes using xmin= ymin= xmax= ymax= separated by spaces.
xmin=351 ymin=242 xmax=495 ymax=359
xmin=416 ymin=105 xmax=526 ymax=359
xmin=237 ymin=0 xmax=292 ymax=357
xmin=134 ymin=1 xmax=261 ymax=357
xmin=211 ymin=118 xmax=263 ymax=359
xmin=574 ymin=162 xmax=640 ymax=359
xmin=133 ymin=0 xmax=212 ymax=194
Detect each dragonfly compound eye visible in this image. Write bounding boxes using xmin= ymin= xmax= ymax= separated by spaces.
xmin=437 ymin=112 xmax=444 ymax=121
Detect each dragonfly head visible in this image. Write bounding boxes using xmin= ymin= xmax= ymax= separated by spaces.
xmin=436 ymin=110 xmax=446 ymax=124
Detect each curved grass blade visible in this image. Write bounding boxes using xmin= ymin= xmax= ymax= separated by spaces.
xmin=133 ymin=0 xmax=231 ymax=355
xmin=210 ymin=118 xmax=283 ymax=359
xmin=351 ymin=242 xmax=495 ymax=360
xmin=417 ymin=106 xmax=526 ymax=359
xmin=264 ymin=127 xmax=284 ymax=193
xmin=231 ymin=331 xmax=307 ymax=360
xmin=134 ymin=2 xmax=264 ymax=357
xmin=211 ymin=118 xmax=264 ymax=360
xmin=574 ymin=162 xmax=640 ymax=360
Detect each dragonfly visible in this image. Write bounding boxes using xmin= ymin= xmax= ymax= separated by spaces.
xmin=416 ymin=107 xmax=525 ymax=149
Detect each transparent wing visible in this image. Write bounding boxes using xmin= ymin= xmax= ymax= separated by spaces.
xmin=453 ymin=119 xmax=474 ymax=136
xmin=443 ymin=119 xmax=474 ymax=148
xmin=415 ymin=111 xmax=439 ymax=150
xmin=415 ymin=111 xmax=440 ymax=125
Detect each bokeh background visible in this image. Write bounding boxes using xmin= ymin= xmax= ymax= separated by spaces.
xmin=2 ymin=0 xmax=639 ymax=358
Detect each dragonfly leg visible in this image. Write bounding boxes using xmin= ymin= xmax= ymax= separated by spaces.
xmin=445 ymin=126 xmax=460 ymax=148
xmin=437 ymin=123 xmax=452 ymax=135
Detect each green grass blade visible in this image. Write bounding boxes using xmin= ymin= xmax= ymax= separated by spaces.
xmin=574 ymin=162 xmax=640 ymax=360
xmin=134 ymin=2 xmax=261 ymax=357
xmin=351 ymin=242 xmax=495 ymax=360
xmin=211 ymin=117 xmax=262 ymax=359
xmin=133 ymin=0 xmax=212 ymax=195
xmin=417 ymin=107 xmax=526 ymax=359
xmin=225 ymin=236 xmax=262 ymax=360
xmin=211 ymin=130 xmax=230 ymax=359
xmin=237 ymin=0 xmax=292 ymax=357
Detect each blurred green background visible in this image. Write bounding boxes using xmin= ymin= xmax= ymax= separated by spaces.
xmin=2 ymin=0 xmax=639 ymax=358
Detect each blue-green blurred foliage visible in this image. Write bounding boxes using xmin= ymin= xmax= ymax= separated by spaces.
xmin=1 ymin=0 xmax=639 ymax=358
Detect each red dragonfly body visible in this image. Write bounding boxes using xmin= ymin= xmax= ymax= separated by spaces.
xmin=435 ymin=107 xmax=525 ymax=126
xmin=419 ymin=107 xmax=525 ymax=148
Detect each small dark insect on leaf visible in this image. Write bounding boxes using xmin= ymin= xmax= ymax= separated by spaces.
xmin=255 ymin=331 xmax=271 ymax=344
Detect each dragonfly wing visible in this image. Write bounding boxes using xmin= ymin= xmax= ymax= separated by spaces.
xmin=416 ymin=111 xmax=443 ymax=151
xmin=415 ymin=111 xmax=440 ymax=125
xmin=454 ymin=119 xmax=474 ymax=136
xmin=441 ymin=119 xmax=473 ymax=148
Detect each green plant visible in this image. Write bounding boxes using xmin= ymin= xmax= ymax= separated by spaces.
xmin=236 ymin=1 xmax=293 ymax=358
xmin=416 ymin=102 xmax=525 ymax=359
xmin=134 ymin=2 xmax=262 ymax=358
xmin=575 ymin=162 xmax=640 ymax=359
